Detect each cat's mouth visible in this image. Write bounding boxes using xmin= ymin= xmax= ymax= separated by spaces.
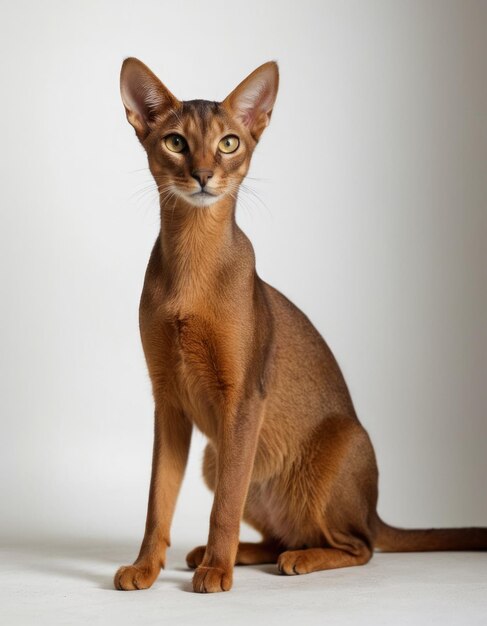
xmin=169 ymin=183 xmax=222 ymax=207
xmin=184 ymin=187 xmax=221 ymax=207
xmin=191 ymin=190 xmax=216 ymax=198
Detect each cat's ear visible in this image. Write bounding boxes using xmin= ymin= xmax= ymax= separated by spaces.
xmin=120 ymin=57 xmax=179 ymax=142
xmin=223 ymin=61 xmax=279 ymax=141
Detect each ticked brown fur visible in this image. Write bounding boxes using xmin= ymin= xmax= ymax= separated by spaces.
xmin=114 ymin=58 xmax=487 ymax=593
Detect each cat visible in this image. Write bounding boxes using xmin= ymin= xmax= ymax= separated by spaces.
xmin=114 ymin=58 xmax=487 ymax=593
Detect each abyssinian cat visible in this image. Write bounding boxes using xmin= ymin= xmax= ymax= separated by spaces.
xmin=114 ymin=58 xmax=487 ymax=593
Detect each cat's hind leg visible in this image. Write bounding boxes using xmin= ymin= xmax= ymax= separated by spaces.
xmin=186 ymin=540 xmax=281 ymax=568
xmin=277 ymin=545 xmax=372 ymax=575
xmin=276 ymin=416 xmax=378 ymax=576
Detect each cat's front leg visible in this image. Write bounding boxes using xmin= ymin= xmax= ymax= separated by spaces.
xmin=114 ymin=406 xmax=192 ymax=590
xmin=192 ymin=394 xmax=264 ymax=593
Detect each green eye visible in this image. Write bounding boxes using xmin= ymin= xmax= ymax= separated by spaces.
xmin=164 ymin=134 xmax=187 ymax=153
xmin=218 ymin=135 xmax=239 ymax=154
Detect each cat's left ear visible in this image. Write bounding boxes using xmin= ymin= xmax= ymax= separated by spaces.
xmin=223 ymin=61 xmax=279 ymax=141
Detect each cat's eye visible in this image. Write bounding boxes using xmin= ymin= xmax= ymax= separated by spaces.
xmin=164 ymin=134 xmax=187 ymax=153
xmin=218 ymin=135 xmax=239 ymax=154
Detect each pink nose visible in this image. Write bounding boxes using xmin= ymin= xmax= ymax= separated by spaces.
xmin=191 ymin=169 xmax=213 ymax=188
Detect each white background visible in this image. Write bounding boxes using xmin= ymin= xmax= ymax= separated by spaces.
xmin=1 ymin=0 xmax=486 ymax=558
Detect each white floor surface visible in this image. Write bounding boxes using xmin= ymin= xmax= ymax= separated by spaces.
xmin=1 ymin=538 xmax=486 ymax=626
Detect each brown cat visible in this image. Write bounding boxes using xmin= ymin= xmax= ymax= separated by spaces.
xmin=114 ymin=58 xmax=487 ymax=593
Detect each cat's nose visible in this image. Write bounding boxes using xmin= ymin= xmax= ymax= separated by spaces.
xmin=191 ymin=169 xmax=213 ymax=189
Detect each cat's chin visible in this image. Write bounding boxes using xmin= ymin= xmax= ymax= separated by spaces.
xmin=182 ymin=191 xmax=221 ymax=208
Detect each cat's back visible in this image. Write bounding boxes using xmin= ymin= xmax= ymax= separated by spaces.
xmin=262 ymin=281 xmax=357 ymax=423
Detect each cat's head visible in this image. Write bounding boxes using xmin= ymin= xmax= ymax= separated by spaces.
xmin=120 ymin=58 xmax=279 ymax=208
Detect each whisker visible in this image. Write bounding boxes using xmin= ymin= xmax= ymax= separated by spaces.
xmin=239 ymin=182 xmax=273 ymax=220
xmin=127 ymin=167 xmax=152 ymax=174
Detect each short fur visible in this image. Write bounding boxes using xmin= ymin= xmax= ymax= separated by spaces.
xmin=114 ymin=58 xmax=487 ymax=593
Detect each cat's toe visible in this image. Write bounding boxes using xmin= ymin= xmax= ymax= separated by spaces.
xmin=114 ymin=564 xmax=158 ymax=590
xmin=192 ymin=565 xmax=232 ymax=593
xmin=277 ymin=551 xmax=311 ymax=575
xmin=186 ymin=545 xmax=206 ymax=569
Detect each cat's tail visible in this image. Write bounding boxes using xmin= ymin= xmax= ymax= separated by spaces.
xmin=374 ymin=515 xmax=487 ymax=552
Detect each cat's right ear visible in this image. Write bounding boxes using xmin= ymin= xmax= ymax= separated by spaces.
xmin=120 ymin=58 xmax=179 ymax=142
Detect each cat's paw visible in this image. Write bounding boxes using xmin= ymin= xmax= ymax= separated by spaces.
xmin=192 ymin=565 xmax=232 ymax=593
xmin=277 ymin=550 xmax=312 ymax=575
xmin=186 ymin=545 xmax=206 ymax=569
xmin=114 ymin=564 xmax=159 ymax=590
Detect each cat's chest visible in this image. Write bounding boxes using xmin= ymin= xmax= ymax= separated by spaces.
xmin=173 ymin=312 xmax=226 ymax=387
xmin=141 ymin=303 xmax=240 ymax=435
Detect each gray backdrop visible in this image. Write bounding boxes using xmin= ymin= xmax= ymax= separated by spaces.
xmin=1 ymin=0 xmax=486 ymax=549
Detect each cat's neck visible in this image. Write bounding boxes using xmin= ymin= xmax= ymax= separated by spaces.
xmin=159 ymin=192 xmax=236 ymax=269
xmin=158 ymin=192 xmax=251 ymax=301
